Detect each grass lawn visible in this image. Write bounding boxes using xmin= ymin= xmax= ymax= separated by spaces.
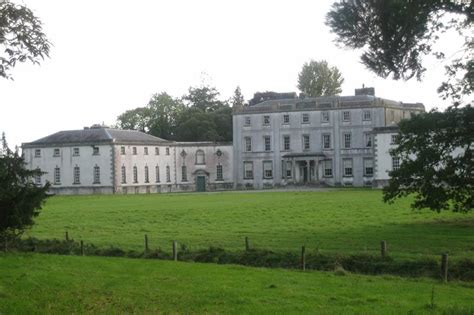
xmin=25 ymin=189 xmax=474 ymax=260
xmin=1 ymin=253 xmax=473 ymax=314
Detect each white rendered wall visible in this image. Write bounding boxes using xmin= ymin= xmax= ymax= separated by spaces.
xmin=23 ymin=145 xmax=113 ymax=194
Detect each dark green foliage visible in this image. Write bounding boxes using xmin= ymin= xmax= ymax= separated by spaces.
xmin=326 ymin=0 xmax=471 ymax=81
xmin=0 ymin=133 xmax=50 ymax=250
xmin=297 ymin=60 xmax=344 ymax=97
xmin=0 ymin=1 xmax=51 ymax=79
xmin=10 ymin=237 xmax=474 ymax=281
xmin=116 ymin=85 xmax=233 ymax=142
xmin=383 ymin=105 xmax=474 ymax=212
xmin=231 ymin=86 xmax=245 ymax=111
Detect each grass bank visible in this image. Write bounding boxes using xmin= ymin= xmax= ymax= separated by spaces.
xmin=1 ymin=253 xmax=473 ymax=314
xmin=25 ymin=190 xmax=474 ymax=260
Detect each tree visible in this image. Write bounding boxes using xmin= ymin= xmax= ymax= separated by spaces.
xmin=383 ymin=105 xmax=473 ymax=212
xmin=0 ymin=1 xmax=51 ymax=79
xmin=0 ymin=133 xmax=50 ymax=250
xmin=327 ymin=0 xmax=473 ymax=212
xmin=231 ymin=86 xmax=245 ymax=111
xmin=183 ymin=85 xmax=224 ymax=112
xmin=147 ymin=92 xmax=185 ymax=140
xmin=116 ymin=107 xmax=150 ymax=132
xmin=297 ymin=60 xmax=344 ymax=97
xmin=326 ymin=0 xmax=472 ymax=102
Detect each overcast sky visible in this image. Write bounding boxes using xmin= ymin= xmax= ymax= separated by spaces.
xmin=0 ymin=0 xmax=466 ymax=148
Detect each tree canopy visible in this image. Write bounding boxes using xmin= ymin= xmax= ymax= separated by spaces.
xmin=297 ymin=60 xmax=344 ymax=97
xmin=116 ymin=85 xmax=233 ymax=142
xmin=327 ymin=0 xmax=473 ymax=212
xmin=383 ymin=105 xmax=473 ymax=212
xmin=326 ymin=0 xmax=472 ymax=80
xmin=0 ymin=1 xmax=51 ymax=79
xmin=0 ymin=133 xmax=50 ymax=250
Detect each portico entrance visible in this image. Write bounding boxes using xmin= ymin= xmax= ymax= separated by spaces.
xmin=282 ymin=153 xmax=326 ymax=185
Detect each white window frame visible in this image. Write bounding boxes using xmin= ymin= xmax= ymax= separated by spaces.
xmin=244 ymin=116 xmax=251 ymax=126
xmin=73 ymin=147 xmax=80 ymax=156
xmin=34 ymin=149 xmax=41 ymax=157
xmin=263 ymin=115 xmax=270 ymax=126
xmin=216 ymin=164 xmax=223 ymax=181
xmin=53 ymin=148 xmax=60 ymax=157
xmin=363 ymin=110 xmax=372 ymax=121
xmin=264 ymin=136 xmax=271 ymax=152
xmin=323 ymin=159 xmax=333 ymax=177
xmin=121 ymin=146 xmax=126 ymax=155
xmin=321 ymin=111 xmax=330 ymax=123
xmin=145 ymin=166 xmax=150 ymax=183
xmin=283 ymin=135 xmax=290 ymax=151
xmin=121 ymin=166 xmax=126 ymax=184
xmin=322 ymin=134 xmax=331 ymax=149
xmin=302 ymin=113 xmax=310 ymax=124
xmin=133 ymin=166 xmax=138 ymax=183
xmin=73 ymin=166 xmax=80 ymax=184
xmin=392 ymin=157 xmax=400 ymax=171
xmin=343 ymin=133 xmax=351 ymax=149
xmin=364 ymin=158 xmax=374 ymax=177
xmin=365 ymin=133 xmax=373 ymax=148
xmin=155 ymin=165 xmax=160 ymax=182
xmin=144 ymin=147 xmax=149 ymax=155
xmin=283 ymin=114 xmax=290 ymax=124
xmin=54 ymin=167 xmax=61 ymax=184
xmin=93 ymin=165 xmax=101 ymax=184
xmin=263 ymin=160 xmax=273 ymax=179
xmin=343 ymin=158 xmax=353 ymax=177
xmin=342 ymin=111 xmax=351 ymax=122
xmin=244 ymin=137 xmax=252 ymax=152
xmin=303 ymin=135 xmax=310 ymax=150
xmin=166 ymin=165 xmax=171 ymax=182
xmin=243 ymin=161 xmax=253 ymax=179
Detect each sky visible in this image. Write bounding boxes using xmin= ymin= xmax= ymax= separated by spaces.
xmin=0 ymin=0 xmax=467 ymax=148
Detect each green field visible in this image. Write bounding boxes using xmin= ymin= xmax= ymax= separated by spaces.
xmin=1 ymin=253 xmax=473 ymax=314
xmin=25 ymin=190 xmax=474 ymax=260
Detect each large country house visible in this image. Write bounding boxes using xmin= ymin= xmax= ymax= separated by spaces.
xmin=22 ymin=87 xmax=424 ymax=194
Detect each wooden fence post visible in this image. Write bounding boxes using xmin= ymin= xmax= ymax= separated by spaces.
xmin=301 ymin=245 xmax=306 ymax=271
xmin=144 ymin=234 xmax=149 ymax=254
xmin=245 ymin=236 xmax=250 ymax=251
xmin=65 ymin=231 xmax=69 ymax=242
xmin=381 ymin=240 xmax=387 ymax=259
xmin=441 ymin=253 xmax=448 ymax=283
xmin=80 ymin=240 xmax=84 ymax=256
xmin=173 ymin=240 xmax=178 ymax=261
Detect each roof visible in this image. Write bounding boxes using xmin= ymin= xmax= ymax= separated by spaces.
xmin=22 ymin=128 xmax=171 ymax=147
xmin=236 ymin=95 xmax=425 ymax=115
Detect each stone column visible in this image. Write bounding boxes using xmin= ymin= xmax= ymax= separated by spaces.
xmin=306 ymin=160 xmax=311 ymax=183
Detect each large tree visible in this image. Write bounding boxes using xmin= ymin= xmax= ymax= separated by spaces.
xmin=326 ymin=0 xmax=472 ymax=102
xmin=147 ymin=92 xmax=185 ymax=140
xmin=326 ymin=0 xmax=473 ymax=212
xmin=0 ymin=133 xmax=50 ymax=250
xmin=297 ymin=60 xmax=344 ymax=97
xmin=0 ymin=1 xmax=51 ymax=79
xmin=383 ymin=106 xmax=473 ymax=212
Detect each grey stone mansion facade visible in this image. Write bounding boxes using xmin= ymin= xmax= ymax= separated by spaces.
xmin=22 ymin=87 xmax=424 ymax=194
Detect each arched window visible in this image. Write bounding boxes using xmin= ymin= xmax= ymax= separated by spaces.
xmin=93 ymin=165 xmax=100 ymax=184
xmin=73 ymin=166 xmax=80 ymax=184
xmin=121 ymin=166 xmax=126 ymax=183
xmin=166 ymin=165 xmax=171 ymax=182
xmin=133 ymin=166 xmax=138 ymax=183
xmin=195 ymin=150 xmax=205 ymax=165
xmin=144 ymin=166 xmax=149 ymax=183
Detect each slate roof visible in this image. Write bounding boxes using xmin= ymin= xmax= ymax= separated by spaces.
xmin=237 ymin=95 xmax=424 ymax=114
xmin=22 ymin=128 xmax=170 ymax=147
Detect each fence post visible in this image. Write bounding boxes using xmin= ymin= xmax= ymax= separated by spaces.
xmin=80 ymin=240 xmax=84 ymax=256
xmin=144 ymin=234 xmax=149 ymax=254
xmin=65 ymin=231 xmax=69 ymax=242
xmin=173 ymin=240 xmax=178 ymax=261
xmin=301 ymin=245 xmax=306 ymax=271
xmin=245 ymin=236 xmax=250 ymax=251
xmin=441 ymin=253 xmax=448 ymax=283
xmin=381 ymin=240 xmax=387 ymax=259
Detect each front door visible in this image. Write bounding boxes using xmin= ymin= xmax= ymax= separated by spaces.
xmin=196 ymin=176 xmax=206 ymax=192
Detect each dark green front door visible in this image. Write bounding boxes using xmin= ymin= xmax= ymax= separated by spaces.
xmin=196 ymin=176 xmax=206 ymax=192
